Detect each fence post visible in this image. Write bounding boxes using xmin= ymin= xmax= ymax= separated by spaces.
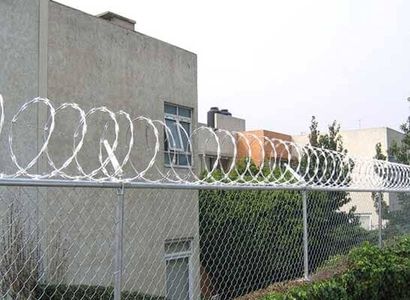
xmin=114 ymin=185 xmax=125 ymax=300
xmin=377 ymin=192 xmax=382 ymax=248
xmin=302 ymin=190 xmax=309 ymax=280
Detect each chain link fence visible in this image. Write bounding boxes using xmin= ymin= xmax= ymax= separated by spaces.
xmin=0 ymin=186 xmax=408 ymax=300
xmin=0 ymin=97 xmax=409 ymax=299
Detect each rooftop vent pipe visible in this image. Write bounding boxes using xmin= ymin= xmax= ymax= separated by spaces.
xmin=219 ymin=109 xmax=232 ymax=116
xmin=207 ymin=107 xmax=219 ymax=128
xmin=207 ymin=107 xmax=234 ymax=128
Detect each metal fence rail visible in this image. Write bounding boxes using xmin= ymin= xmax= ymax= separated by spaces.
xmin=0 ymin=96 xmax=409 ymax=299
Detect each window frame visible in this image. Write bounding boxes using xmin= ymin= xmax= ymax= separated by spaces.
xmin=165 ymin=116 xmax=184 ymax=152
xmin=164 ymin=238 xmax=193 ymax=300
xmin=355 ymin=213 xmax=372 ymax=230
xmin=164 ymin=103 xmax=193 ymax=168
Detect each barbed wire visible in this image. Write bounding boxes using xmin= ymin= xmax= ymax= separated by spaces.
xmin=0 ymin=95 xmax=409 ymax=191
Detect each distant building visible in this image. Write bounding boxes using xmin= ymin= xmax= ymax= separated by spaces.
xmin=200 ymin=111 xmax=405 ymax=230
xmin=295 ymin=127 xmax=403 ymax=230
xmin=236 ymin=130 xmax=293 ymax=166
xmin=198 ymin=107 xmax=246 ymax=172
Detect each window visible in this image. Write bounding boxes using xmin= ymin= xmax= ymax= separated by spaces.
xmin=165 ymin=239 xmax=192 ymax=300
xmin=356 ymin=213 xmax=372 ymax=230
xmin=164 ymin=103 xmax=192 ymax=167
xmin=387 ymin=154 xmax=396 ymax=162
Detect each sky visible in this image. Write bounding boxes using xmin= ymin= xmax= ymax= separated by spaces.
xmin=59 ymin=0 xmax=410 ymax=135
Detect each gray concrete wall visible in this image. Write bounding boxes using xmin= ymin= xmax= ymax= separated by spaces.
xmin=0 ymin=1 xmax=46 ymax=296
xmin=0 ymin=0 xmax=40 ymax=262
xmin=0 ymin=0 xmax=40 ymax=174
xmin=44 ymin=1 xmax=199 ymax=298
xmin=197 ymin=114 xmax=245 ymax=170
xmin=1 ymin=0 xmax=199 ymax=298
xmin=47 ymin=1 xmax=197 ymax=121
xmin=214 ymin=114 xmax=245 ymax=132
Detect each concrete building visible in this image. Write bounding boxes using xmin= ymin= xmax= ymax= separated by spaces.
xmin=227 ymin=125 xmax=404 ymax=230
xmin=1 ymin=1 xmax=198 ymax=299
xmin=222 ymin=123 xmax=403 ymax=230
xmin=236 ymin=130 xmax=293 ymax=166
xmin=293 ymin=127 xmax=403 ymax=230
xmin=341 ymin=128 xmax=403 ymax=229
xmin=1 ymin=1 xmax=404 ymax=298
xmin=198 ymin=108 xmax=246 ymax=172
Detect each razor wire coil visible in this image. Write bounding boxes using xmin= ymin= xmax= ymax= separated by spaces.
xmin=0 ymin=95 xmax=409 ymax=191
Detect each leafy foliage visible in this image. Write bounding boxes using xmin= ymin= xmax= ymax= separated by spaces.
xmin=200 ymin=176 xmax=304 ymax=299
xmin=309 ymin=117 xmax=346 ymax=154
xmin=373 ymin=110 xmax=410 ymax=237
xmin=199 ymin=117 xmax=370 ymax=299
xmin=305 ymin=117 xmax=368 ymax=271
xmin=371 ymin=143 xmax=389 ymax=223
xmin=261 ymin=235 xmax=410 ymax=300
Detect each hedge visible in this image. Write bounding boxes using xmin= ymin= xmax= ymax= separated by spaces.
xmin=261 ymin=235 xmax=410 ymax=300
xmin=35 ymin=284 xmax=164 ymax=300
xmin=199 ymin=188 xmax=371 ymax=299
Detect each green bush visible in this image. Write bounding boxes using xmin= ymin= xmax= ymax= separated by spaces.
xmin=35 ymin=284 xmax=164 ymax=300
xmin=199 ymin=189 xmax=373 ymax=299
xmin=200 ymin=189 xmax=305 ymax=299
xmin=261 ymin=235 xmax=410 ymax=300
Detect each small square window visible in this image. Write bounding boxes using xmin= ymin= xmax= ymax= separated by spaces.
xmin=178 ymin=154 xmax=192 ymax=166
xmin=356 ymin=213 xmax=372 ymax=230
xmin=165 ymin=104 xmax=178 ymax=115
xmin=178 ymin=107 xmax=192 ymax=118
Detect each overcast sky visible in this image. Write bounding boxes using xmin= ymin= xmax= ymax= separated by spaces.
xmin=59 ymin=0 xmax=410 ymax=135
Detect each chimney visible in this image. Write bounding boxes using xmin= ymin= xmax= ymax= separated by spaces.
xmin=207 ymin=107 xmax=219 ymax=128
xmin=96 ymin=12 xmax=136 ymax=31
xmin=219 ymin=109 xmax=232 ymax=116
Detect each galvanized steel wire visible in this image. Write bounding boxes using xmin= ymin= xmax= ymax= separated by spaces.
xmin=0 ymin=96 xmax=409 ymax=191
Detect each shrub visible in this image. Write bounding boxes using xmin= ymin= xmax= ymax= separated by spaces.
xmin=261 ymin=235 xmax=410 ymax=300
xmin=200 ymin=189 xmax=305 ymax=299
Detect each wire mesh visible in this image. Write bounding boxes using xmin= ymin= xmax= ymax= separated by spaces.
xmin=0 ymin=186 xmax=115 ymax=299
xmin=0 ymin=96 xmax=408 ymax=300
xmin=0 ymin=186 xmax=408 ymax=300
xmin=379 ymin=192 xmax=410 ymax=242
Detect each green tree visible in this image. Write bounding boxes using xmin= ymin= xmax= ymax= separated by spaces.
xmin=199 ymin=117 xmax=370 ymax=299
xmin=199 ymin=163 xmax=303 ymax=299
xmin=305 ymin=117 xmax=370 ymax=271
xmin=309 ymin=117 xmax=345 ymax=153
xmin=371 ymin=143 xmax=389 ymax=218
xmin=375 ymin=113 xmax=410 ymax=236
